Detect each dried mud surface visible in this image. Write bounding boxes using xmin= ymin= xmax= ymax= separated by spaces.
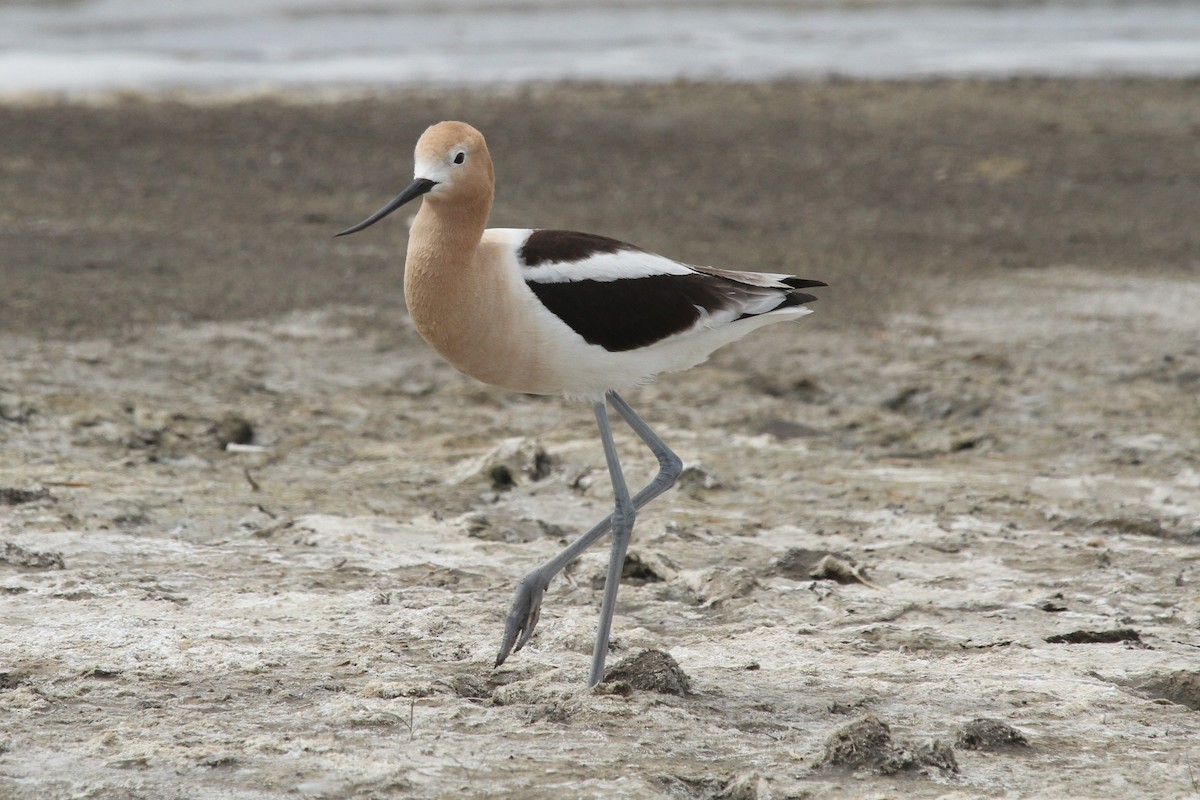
xmin=2 ymin=80 xmax=1199 ymax=799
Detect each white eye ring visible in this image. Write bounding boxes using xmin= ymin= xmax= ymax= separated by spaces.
xmin=452 ymin=151 xmax=465 ymax=165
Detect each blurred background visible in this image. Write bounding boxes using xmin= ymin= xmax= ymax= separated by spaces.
xmin=2 ymin=0 xmax=1199 ymax=95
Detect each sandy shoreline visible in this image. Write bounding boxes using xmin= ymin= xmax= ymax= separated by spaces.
xmin=2 ymin=79 xmax=1199 ymax=799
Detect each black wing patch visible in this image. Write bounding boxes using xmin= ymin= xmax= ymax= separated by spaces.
xmin=519 ymin=229 xmax=826 ymax=352
xmin=527 ymin=274 xmax=733 ymax=351
xmin=527 ymin=273 xmax=818 ymax=352
xmin=518 ymin=230 xmax=638 ymax=267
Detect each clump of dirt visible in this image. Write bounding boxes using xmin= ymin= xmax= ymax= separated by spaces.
xmin=1135 ymin=671 xmax=1200 ymax=712
xmin=818 ymin=714 xmax=958 ymax=775
xmin=1045 ymin=628 xmax=1142 ymax=644
xmin=883 ymin=385 xmax=989 ymax=421
xmin=589 ymin=551 xmax=674 ymax=588
xmin=0 ymin=487 xmax=53 ymax=506
xmin=819 ymin=713 xmax=893 ymax=769
xmin=0 ymin=541 xmax=65 ymax=570
xmin=676 ymin=464 xmax=726 ymax=497
xmin=772 ymin=548 xmax=875 ymax=587
xmin=213 ymin=413 xmax=254 ymax=449
xmin=955 ymin=718 xmax=1030 ymax=750
xmin=451 ymin=437 xmax=553 ymax=490
xmin=603 ymin=649 xmax=691 ymax=696
xmin=1037 ymin=593 xmax=1069 ymax=613
xmin=1089 ymin=516 xmax=1172 ymax=539
xmin=446 ymin=673 xmax=493 ymax=700
xmin=0 ymin=670 xmax=31 ymax=690
xmin=716 ymin=773 xmax=766 ymax=800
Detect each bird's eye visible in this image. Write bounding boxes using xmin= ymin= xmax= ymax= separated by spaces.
xmin=453 ymin=151 xmax=465 ymax=165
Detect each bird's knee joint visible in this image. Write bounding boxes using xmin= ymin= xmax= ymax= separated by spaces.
xmin=658 ymin=451 xmax=684 ymax=486
xmin=518 ymin=572 xmax=549 ymax=593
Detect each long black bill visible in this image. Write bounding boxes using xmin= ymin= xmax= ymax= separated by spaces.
xmin=335 ymin=177 xmax=438 ymax=237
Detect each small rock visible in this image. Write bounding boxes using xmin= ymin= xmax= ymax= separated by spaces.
xmin=569 ymin=467 xmax=599 ymax=494
xmin=448 ymin=437 xmax=552 ymax=489
xmin=1036 ymin=594 xmax=1065 ymax=614
xmin=819 ymin=713 xmax=957 ymax=775
xmin=819 ymin=713 xmax=894 ymax=770
xmin=955 ymin=718 xmax=1029 ymax=750
xmin=603 ymin=649 xmax=691 ymax=696
xmin=677 ymin=463 xmax=725 ymax=496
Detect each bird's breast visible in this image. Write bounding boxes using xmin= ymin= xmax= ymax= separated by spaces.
xmin=403 ymin=241 xmax=559 ymax=395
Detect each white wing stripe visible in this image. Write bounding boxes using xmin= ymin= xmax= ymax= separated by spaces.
xmin=523 ymin=250 xmax=695 ymax=284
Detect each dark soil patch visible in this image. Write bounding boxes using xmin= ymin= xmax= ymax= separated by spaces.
xmin=603 ymin=649 xmax=691 ymax=696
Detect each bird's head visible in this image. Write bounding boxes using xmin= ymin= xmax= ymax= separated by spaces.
xmin=337 ymin=120 xmax=493 ymax=237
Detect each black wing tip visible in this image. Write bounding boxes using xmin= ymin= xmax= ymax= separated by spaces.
xmin=783 ymin=277 xmax=828 ymax=290
xmin=783 ymin=276 xmax=825 ymax=306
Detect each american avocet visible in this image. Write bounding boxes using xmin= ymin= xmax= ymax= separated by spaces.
xmin=338 ymin=121 xmax=824 ymax=688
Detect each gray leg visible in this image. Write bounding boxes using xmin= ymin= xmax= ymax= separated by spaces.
xmin=495 ymin=391 xmax=683 ymax=679
xmin=586 ymin=399 xmax=635 ymax=687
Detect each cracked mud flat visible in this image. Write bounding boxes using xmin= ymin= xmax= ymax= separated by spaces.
xmin=2 ymin=81 xmax=1200 ymax=798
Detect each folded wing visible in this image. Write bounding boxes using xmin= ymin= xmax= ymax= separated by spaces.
xmin=516 ymin=229 xmax=824 ymax=352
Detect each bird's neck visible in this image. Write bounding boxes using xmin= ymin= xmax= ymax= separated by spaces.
xmin=405 ymin=193 xmax=490 ymax=274
xmin=402 ymin=193 xmax=496 ymax=371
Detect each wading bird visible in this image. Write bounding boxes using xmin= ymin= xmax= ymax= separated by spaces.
xmin=338 ymin=121 xmax=824 ymax=687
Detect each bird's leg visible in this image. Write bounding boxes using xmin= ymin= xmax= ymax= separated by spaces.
xmin=607 ymin=391 xmax=682 ymax=491
xmin=495 ymin=391 xmax=683 ymax=673
xmin=585 ymin=391 xmax=685 ymax=686
xmin=586 ymin=398 xmax=635 ymax=687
